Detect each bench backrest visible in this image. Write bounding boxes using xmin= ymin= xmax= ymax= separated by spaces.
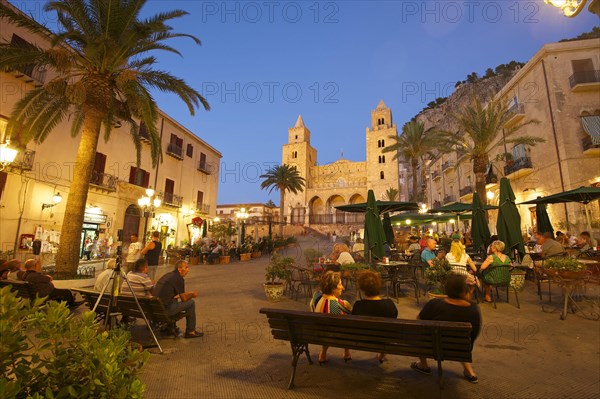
xmin=260 ymin=308 xmax=472 ymax=363
xmin=0 ymin=280 xmax=36 ymax=300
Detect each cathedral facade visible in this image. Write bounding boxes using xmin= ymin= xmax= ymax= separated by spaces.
xmin=281 ymin=101 xmax=400 ymax=226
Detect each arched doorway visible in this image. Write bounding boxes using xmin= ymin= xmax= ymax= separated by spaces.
xmin=122 ymin=204 xmax=141 ymax=246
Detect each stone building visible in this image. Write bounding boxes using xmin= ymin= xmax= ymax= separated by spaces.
xmin=424 ymin=38 xmax=600 ymax=235
xmin=281 ymin=101 xmax=400 ymax=227
xmin=0 ymin=3 xmax=221 ymax=260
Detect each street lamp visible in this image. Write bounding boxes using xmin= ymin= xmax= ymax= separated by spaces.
xmin=0 ymin=140 xmax=18 ymax=171
xmin=487 ymin=190 xmax=495 ymax=201
xmin=544 ymin=0 xmax=600 ymax=17
xmin=42 ymin=192 xmax=62 ymax=210
xmin=236 ymin=207 xmax=249 ymax=244
xmin=138 ymin=187 xmax=162 ymax=243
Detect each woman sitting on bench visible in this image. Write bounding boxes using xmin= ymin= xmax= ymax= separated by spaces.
xmin=411 ymin=274 xmax=481 ymax=383
xmin=310 ymin=271 xmax=352 ymax=365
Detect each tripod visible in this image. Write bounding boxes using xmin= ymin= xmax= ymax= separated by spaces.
xmin=92 ymin=252 xmax=163 ymax=353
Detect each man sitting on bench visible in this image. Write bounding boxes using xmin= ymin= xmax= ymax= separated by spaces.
xmin=22 ymin=259 xmax=83 ymax=309
xmin=153 ymin=260 xmax=204 ymax=338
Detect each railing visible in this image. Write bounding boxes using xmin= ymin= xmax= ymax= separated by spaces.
xmin=457 ymin=149 xmax=468 ymax=160
xmin=197 ymin=161 xmax=213 ymax=174
xmin=166 ymin=143 xmax=183 ymax=159
xmin=582 ymin=136 xmax=600 ymax=152
xmin=442 ymin=161 xmax=455 ymax=171
xmin=433 ymin=201 xmax=442 ymax=209
xmin=460 ymin=186 xmax=473 ymax=197
xmin=504 ymin=157 xmax=533 ymax=176
xmin=195 ymin=202 xmax=210 ymax=213
xmin=569 ymin=70 xmax=600 ymax=88
xmin=14 ymin=64 xmax=47 ymax=85
xmin=432 ymin=171 xmax=441 ymax=180
xmin=161 ymin=192 xmax=183 ymax=207
xmin=507 ymin=102 xmax=525 ymax=115
xmin=443 ymin=195 xmax=456 ymax=204
xmin=90 ymin=171 xmax=118 ymax=191
xmin=345 ymin=214 xmax=365 ymax=224
xmin=139 ymin=123 xmax=151 ymax=142
xmin=309 ymin=214 xmax=333 ymax=224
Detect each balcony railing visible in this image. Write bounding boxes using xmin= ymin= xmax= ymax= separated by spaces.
xmin=195 ymin=202 xmax=210 ymax=213
xmin=569 ymin=70 xmax=600 ymax=88
xmin=197 ymin=161 xmax=213 ymax=174
xmin=166 ymin=143 xmax=183 ymax=160
xmin=309 ymin=213 xmax=333 ymax=224
xmin=13 ymin=64 xmax=47 ymax=86
xmin=457 ymin=149 xmax=469 ymax=161
xmin=443 ymin=195 xmax=456 ymax=204
xmin=160 ymin=192 xmax=183 ymax=208
xmin=139 ymin=124 xmax=151 ymax=142
xmin=442 ymin=160 xmax=455 ymax=172
xmin=345 ymin=213 xmax=365 ymax=224
xmin=504 ymin=157 xmax=533 ymax=176
xmin=433 ymin=201 xmax=442 ymax=209
xmin=459 ymin=186 xmax=473 ymax=197
xmin=432 ymin=170 xmax=441 ymax=180
xmin=582 ymin=136 xmax=600 ymax=153
xmin=90 ymin=171 xmax=118 ymax=191
xmin=504 ymin=103 xmax=525 ymax=127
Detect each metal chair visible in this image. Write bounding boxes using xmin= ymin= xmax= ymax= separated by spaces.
xmin=392 ymin=264 xmax=420 ymax=304
xmin=482 ymin=264 xmax=520 ymax=309
xmin=449 ymin=264 xmax=480 ymax=303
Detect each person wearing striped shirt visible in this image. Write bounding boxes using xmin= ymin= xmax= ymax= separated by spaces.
xmin=121 ymin=258 xmax=154 ymax=297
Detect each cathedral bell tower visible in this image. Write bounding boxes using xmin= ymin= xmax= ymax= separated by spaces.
xmin=366 ymin=100 xmax=399 ymax=198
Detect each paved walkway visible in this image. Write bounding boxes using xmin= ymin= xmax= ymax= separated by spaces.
xmin=129 ymin=237 xmax=599 ymax=399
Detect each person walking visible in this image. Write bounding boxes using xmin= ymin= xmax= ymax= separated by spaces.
xmin=125 ymin=234 xmax=143 ymax=273
xmin=141 ymin=231 xmax=162 ymax=280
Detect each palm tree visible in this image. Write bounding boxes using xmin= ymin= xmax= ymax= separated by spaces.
xmin=383 ymin=120 xmax=449 ymax=203
xmin=384 ymin=187 xmax=399 ymax=201
xmin=260 ymin=164 xmax=305 ymax=236
xmin=451 ymin=99 xmax=543 ymax=205
xmin=0 ymin=0 xmax=209 ymax=276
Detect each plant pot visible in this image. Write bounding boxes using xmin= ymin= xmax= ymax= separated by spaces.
xmin=510 ymin=271 xmax=527 ymax=291
xmin=543 ymin=268 xmax=589 ymax=280
xmin=427 ymin=291 xmax=448 ymax=299
xmin=189 ymin=256 xmax=200 ymax=265
xmin=251 ymin=251 xmax=261 ymax=259
xmin=240 ymin=253 xmax=251 ymax=261
xmin=219 ymin=255 xmax=230 ymax=264
xmin=264 ymin=282 xmax=285 ymax=302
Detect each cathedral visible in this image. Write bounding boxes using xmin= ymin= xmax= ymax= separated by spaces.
xmin=282 ymin=100 xmax=400 ymax=226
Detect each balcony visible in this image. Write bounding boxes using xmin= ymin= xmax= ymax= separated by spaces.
xmin=11 ymin=64 xmax=46 ymax=87
xmin=89 ymin=171 xmax=118 ymax=192
xmin=160 ymin=191 xmax=183 ymax=208
xmin=195 ymin=202 xmax=211 ymax=214
xmin=569 ymin=70 xmax=600 ymax=92
xmin=457 ymin=149 xmax=469 ymax=161
xmin=503 ymin=102 xmax=525 ymax=128
xmin=443 ymin=195 xmax=456 ymax=204
xmin=139 ymin=123 xmax=151 ymax=143
xmin=442 ymin=160 xmax=455 ymax=172
xmin=308 ymin=213 xmax=333 ymax=224
xmin=432 ymin=170 xmax=441 ymax=181
xmin=504 ymin=156 xmax=534 ymax=180
xmin=432 ymin=201 xmax=442 ymax=209
xmin=197 ymin=161 xmax=213 ymax=175
xmin=166 ymin=143 xmax=183 ymax=160
xmin=582 ymin=136 xmax=600 ymax=156
xmin=459 ymin=186 xmax=473 ymax=198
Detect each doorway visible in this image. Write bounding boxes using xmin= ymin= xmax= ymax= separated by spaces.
xmin=123 ymin=204 xmax=141 ymax=247
xmin=80 ymin=223 xmax=99 ymax=259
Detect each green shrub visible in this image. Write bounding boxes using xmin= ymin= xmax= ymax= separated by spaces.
xmin=424 ymin=258 xmax=452 ymax=294
xmin=304 ymin=248 xmax=323 ymax=264
xmin=543 ymin=257 xmax=585 ymax=272
xmin=266 ymin=253 xmax=294 ymax=283
xmin=0 ymin=287 xmax=149 ymax=399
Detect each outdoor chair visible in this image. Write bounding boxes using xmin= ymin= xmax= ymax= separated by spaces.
xmin=391 ymin=264 xmax=420 ymax=304
xmin=285 ymin=267 xmax=302 ymax=299
xmin=296 ymin=269 xmax=320 ymax=304
xmin=449 ymin=264 xmax=480 ymax=303
xmin=482 ymin=264 xmax=520 ymax=309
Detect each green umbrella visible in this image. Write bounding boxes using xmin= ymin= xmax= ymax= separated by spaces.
xmin=535 ymin=202 xmax=554 ymax=236
xmin=240 ymin=221 xmax=246 ymax=245
xmin=391 ymin=212 xmax=472 ymax=225
xmin=429 ymin=201 xmax=497 ymax=227
xmin=382 ymin=212 xmax=395 ymax=246
xmin=364 ymin=190 xmax=386 ymax=261
xmin=471 ymin=193 xmax=491 ymax=251
xmin=336 ymin=200 xmax=419 ymax=213
xmin=496 ymin=178 xmax=525 ymax=258
xmin=202 ymin=220 xmax=208 ymax=238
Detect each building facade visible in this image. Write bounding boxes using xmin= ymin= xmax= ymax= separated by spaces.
xmin=0 ymin=5 xmax=221 ymax=260
xmin=281 ymin=101 xmax=400 ymax=226
xmin=425 ymin=38 xmax=600 ymax=235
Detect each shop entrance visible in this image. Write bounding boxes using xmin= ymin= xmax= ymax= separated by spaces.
xmin=80 ymin=223 xmax=99 ymax=259
xmin=122 ymin=204 xmax=141 ymax=246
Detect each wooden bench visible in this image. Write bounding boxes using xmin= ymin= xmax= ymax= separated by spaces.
xmin=260 ymin=308 xmax=472 ymax=390
xmin=0 ymin=280 xmax=37 ymax=301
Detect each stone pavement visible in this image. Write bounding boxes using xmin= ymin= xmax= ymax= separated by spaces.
xmin=130 ymin=236 xmax=599 ymax=399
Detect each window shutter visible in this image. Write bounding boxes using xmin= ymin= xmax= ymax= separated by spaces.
xmin=129 ymin=166 xmax=136 ymax=184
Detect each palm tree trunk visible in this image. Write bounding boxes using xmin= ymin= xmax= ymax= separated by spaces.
xmin=411 ymin=159 xmax=418 ymax=202
xmin=54 ymin=109 xmax=102 ymax=276
xmin=420 ymin=164 xmax=428 ymax=205
xmin=474 ymin=155 xmax=488 ymax=206
xmin=279 ymin=190 xmax=285 ymax=237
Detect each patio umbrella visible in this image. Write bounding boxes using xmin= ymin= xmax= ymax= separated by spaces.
xmin=336 ymin=200 xmax=419 ymax=214
xmin=535 ymin=203 xmax=554 ymax=236
xmin=364 ymin=190 xmax=386 ymax=261
xmin=240 ymin=221 xmax=246 ymax=244
xmin=202 ymin=220 xmax=208 ymax=238
xmin=471 ymin=193 xmax=491 ymax=251
xmin=429 ymin=201 xmax=497 ymax=225
xmin=496 ymin=178 xmax=525 ymax=258
xmin=520 ymin=186 xmax=600 ymax=230
xmin=382 ymin=212 xmax=395 ymax=246
xmin=391 ymin=212 xmax=472 ymax=225
xmin=268 ymin=219 xmax=272 ymax=240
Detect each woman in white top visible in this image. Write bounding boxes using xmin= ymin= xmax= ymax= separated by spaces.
xmin=330 ymin=243 xmax=355 ymax=265
xmin=446 ymin=240 xmax=478 ymax=287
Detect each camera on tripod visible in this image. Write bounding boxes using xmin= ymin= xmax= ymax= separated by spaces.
xmin=115 ymin=245 xmax=123 ymax=270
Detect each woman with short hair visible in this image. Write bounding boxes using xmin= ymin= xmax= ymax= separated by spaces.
xmin=479 ymin=240 xmax=511 ymax=302
xmin=310 ymin=271 xmax=352 ymax=365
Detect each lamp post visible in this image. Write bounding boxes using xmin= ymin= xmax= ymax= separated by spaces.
xmin=138 ymin=187 xmax=162 ymax=243
xmin=0 ymin=140 xmax=18 ymax=171
xmin=236 ymin=207 xmax=249 ymax=245
xmin=544 ymin=0 xmax=600 ymax=17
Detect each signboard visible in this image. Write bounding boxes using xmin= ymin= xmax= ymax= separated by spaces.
xmin=84 ymin=213 xmax=107 ymax=224
xmin=191 ymin=217 xmax=203 ymax=227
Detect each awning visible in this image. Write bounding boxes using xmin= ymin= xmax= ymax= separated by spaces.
xmin=581 ymin=115 xmax=600 ymax=145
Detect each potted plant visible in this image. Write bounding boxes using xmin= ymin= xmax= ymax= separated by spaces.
xmin=251 ymin=241 xmax=261 ymax=259
xmin=209 ymin=223 xmax=236 ymax=264
xmin=510 ymin=266 xmax=528 ymax=292
xmin=189 ymin=243 xmax=202 ymax=265
xmin=542 ymin=257 xmax=588 ymax=279
xmin=264 ymin=253 xmax=293 ymax=302
xmin=424 ymin=258 xmax=452 ymax=297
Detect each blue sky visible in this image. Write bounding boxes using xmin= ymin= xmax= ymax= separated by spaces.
xmin=18 ymin=1 xmax=599 ymax=205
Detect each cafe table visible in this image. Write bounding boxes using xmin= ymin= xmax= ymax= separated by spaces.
xmin=376 ymin=261 xmax=419 ymax=303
